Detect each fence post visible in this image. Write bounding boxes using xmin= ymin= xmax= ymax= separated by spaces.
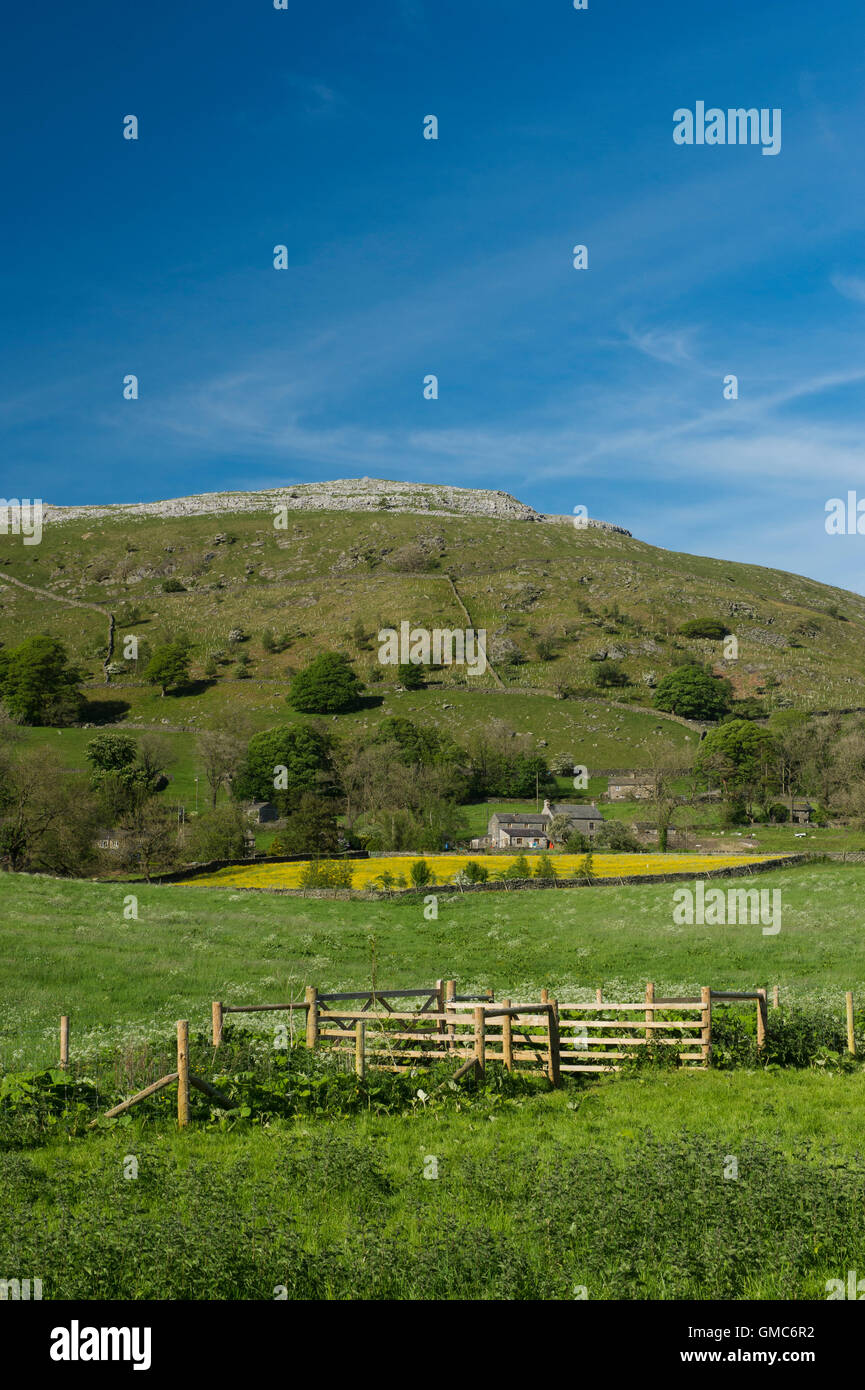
xmin=541 ymin=987 xmax=549 ymax=1005
xmin=772 ymin=985 xmax=779 ymax=1010
xmin=846 ymin=991 xmax=856 ymax=1056
xmin=60 ymin=1015 xmax=69 ymax=1070
xmin=211 ymin=1000 xmax=223 ymax=1048
xmin=305 ymin=986 xmax=318 ymax=1050
xmin=177 ymin=1020 xmax=190 ymax=1130
xmin=700 ymin=987 xmax=712 ymax=1069
xmin=547 ymin=1001 xmax=561 ymax=1087
xmin=756 ymin=989 xmax=767 ymax=1052
xmin=645 ymin=981 xmax=654 ymax=1044
xmin=596 ymin=987 xmax=603 ymax=1005
xmin=473 ymin=1006 xmax=486 ymax=1076
xmin=446 ymin=979 xmax=455 ymax=1051
xmin=502 ymin=999 xmax=513 ymax=1073
xmin=435 ymin=979 xmax=445 ymax=1036
xmin=355 ymin=1019 xmax=366 ymax=1079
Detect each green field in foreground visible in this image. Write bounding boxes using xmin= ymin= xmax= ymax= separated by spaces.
xmin=2 ymin=861 xmax=862 ymax=1068
xmin=4 ymin=1069 xmax=865 ymax=1300
xmin=3 ymin=862 xmax=865 ymax=1301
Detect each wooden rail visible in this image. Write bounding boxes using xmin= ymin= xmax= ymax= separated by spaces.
xmin=206 ymin=982 xmax=860 ymax=1081
xmin=88 ymin=1021 xmax=235 ymax=1129
xmin=49 ymin=981 xmax=862 ymax=1118
xmin=211 ymin=983 xmax=446 ymax=1046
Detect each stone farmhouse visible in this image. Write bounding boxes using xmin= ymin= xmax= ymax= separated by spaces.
xmin=607 ymin=774 xmax=654 ymax=801
xmin=471 ymin=799 xmax=605 ymax=850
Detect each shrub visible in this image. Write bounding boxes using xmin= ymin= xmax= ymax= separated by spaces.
xmin=269 ymin=794 xmax=339 ymax=857
xmin=161 ymin=578 xmax=185 ymax=593
xmin=592 ymin=660 xmax=629 ymax=689
xmin=288 ymin=652 xmax=364 ymax=714
xmin=397 ymin=662 xmax=426 ymax=690
xmin=654 ymin=665 xmax=733 ymax=720
xmin=386 ymin=542 xmax=439 ymax=572
xmin=712 ymin=1004 xmax=857 ymax=1069
xmin=186 ymin=804 xmax=247 ymax=861
xmin=724 ymin=697 xmax=765 ymax=721
xmin=575 ymin=850 xmax=596 ymax=883
xmin=533 ymin=852 xmax=557 ymax=880
xmin=678 ymin=619 xmax=731 ymax=639
xmin=144 ymin=642 xmax=191 ymax=696
xmin=595 ymin=821 xmax=640 ymax=851
xmin=0 ymin=636 xmax=84 ymax=727
xmin=298 ymin=859 xmax=354 ymax=889
xmin=501 ymin=853 xmax=532 ymax=881
xmin=410 ymin=859 xmax=434 ymax=888
xmin=767 ymin=803 xmax=790 ymax=823
xmin=462 ymin=859 xmax=489 ymax=883
xmin=721 ymin=796 xmax=749 ymax=827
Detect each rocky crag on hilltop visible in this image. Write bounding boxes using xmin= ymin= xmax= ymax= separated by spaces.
xmin=42 ymin=477 xmax=631 ymax=535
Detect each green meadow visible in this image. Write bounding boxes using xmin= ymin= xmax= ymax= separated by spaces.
xmin=2 ymin=859 xmax=864 ymax=1301
xmin=2 ymin=861 xmax=862 ymax=1069
xmin=3 ymin=1070 xmax=865 ymax=1301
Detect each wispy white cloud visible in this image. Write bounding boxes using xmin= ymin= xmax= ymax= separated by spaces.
xmin=620 ymin=323 xmax=702 ymax=368
xmin=831 ymin=273 xmax=865 ymax=303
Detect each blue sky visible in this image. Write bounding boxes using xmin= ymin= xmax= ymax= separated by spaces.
xmin=3 ymin=0 xmax=865 ymax=590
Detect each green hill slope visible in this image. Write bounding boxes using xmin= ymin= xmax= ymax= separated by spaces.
xmin=2 ymin=483 xmax=864 ymax=764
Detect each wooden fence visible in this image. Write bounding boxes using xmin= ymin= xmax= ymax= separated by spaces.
xmin=85 ymin=1021 xmax=234 ymax=1130
xmin=51 ymin=982 xmax=858 ymax=1128
xmin=210 ymin=983 xmax=448 ymax=1048
xmin=209 ymin=981 xmax=858 ymax=1081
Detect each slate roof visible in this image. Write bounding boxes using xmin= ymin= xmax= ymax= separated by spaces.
xmin=492 ymin=804 xmax=603 ymax=826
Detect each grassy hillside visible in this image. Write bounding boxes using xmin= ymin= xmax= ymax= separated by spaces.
xmin=3 ymin=501 xmax=865 ymax=751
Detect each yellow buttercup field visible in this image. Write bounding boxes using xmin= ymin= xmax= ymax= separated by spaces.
xmin=182 ymin=852 xmax=791 ymax=890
